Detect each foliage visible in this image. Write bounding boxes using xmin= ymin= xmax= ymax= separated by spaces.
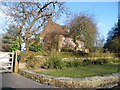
xmin=43 ymin=56 xmax=65 ymax=69
xmin=104 ymin=20 xmax=120 ymax=53
xmin=9 ymin=44 xmax=20 ymax=51
xmin=19 ymin=51 xmax=120 ymax=70
xmin=88 ymin=53 xmax=114 ymax=57
xmin=19 ymin=51 xmax=48 ymax=69
xmin=2 ymin=25 xmax=21 ymax=51
xmin=83 ymin=59 xmax=92 ymax=66
xmin=2 ymin=25 xmax=20 ymax=44
xmin=65 ymin=58 xmax=111 ymax=68
xmin=29 ymin=43 xmax=44 ymax=52
xmin=26 ymin=56 xmax=46 ymax=69
xmin=93 ymin=36 xmax=105 ymax=53
xmin=68 ymin=13 xmax=98 ymax=50
xmin=65 ymin=60 xmax=83 ymax=67
xmin=44 ymin=32 xmax=60 ymax=51
xmin=104 ymin=58 xmax=120 ymax=64
xmin=61 ymin=48 xmax=88 ymax=57
xmin=115 ymin=53 xmax=120 ymax=58
xmin=73 ymin=50 xmax=88 ymax=57
xmin=94 ymin=58 xmax=109 ymax=64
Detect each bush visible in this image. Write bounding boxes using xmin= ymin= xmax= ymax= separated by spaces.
xmin=115 ymin=53 xmax=120 ymax=58
xmin=107 ymin=58 xmax=120 ymax=63
xmin=88 ymin=53 xmax=115 ymax=58
xmin=94 ymin=58 xmax=109 ymax=64
xmin=83 ymin=59 xmax=92 ymax=66
xmin=27 ymin=56 xmax=40 ymax=69
xmin=61 ymin=48 xmax=88 ymax=57
xmin=61 ymin=48 xmax=74 ymax=52
xmin=29 ymin=43 xmax=44 ymax=52
xmin=92 ymin=60 xmax=102 ymax=65
xmin=9 ymin=44 xmax=20 ymax=51
xmin=44 ymin=56 xmax=65 ymax=69
xmin=65 ymin=60 xmax=83 ymax=67
xmin=74 ymin=50 xmax=88 ymax=57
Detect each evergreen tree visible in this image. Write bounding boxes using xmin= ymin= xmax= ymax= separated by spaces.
xmin=104 ymin=20 xmax=120 ymax=53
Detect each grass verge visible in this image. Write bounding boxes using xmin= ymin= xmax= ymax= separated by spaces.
xmin=37 ymin=64 xmax=119 ymax=78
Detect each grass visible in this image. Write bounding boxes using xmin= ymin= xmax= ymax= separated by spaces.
xmin=37 ymin=64 xmax=119 ymax=78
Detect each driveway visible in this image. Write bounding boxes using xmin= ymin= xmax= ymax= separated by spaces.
xmin=0 ymin=72 xmax=57 ymax=89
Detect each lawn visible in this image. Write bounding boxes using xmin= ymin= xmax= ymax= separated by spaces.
xmin=37 ymin=64 xmax=119 ymax=78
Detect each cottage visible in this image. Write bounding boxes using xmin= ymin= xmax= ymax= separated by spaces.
xmin=40 ymin=17 xmax=89 ymax=53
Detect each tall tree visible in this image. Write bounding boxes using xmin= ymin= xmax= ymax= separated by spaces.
xmin=68 ymin=14 xmax=97 ymax=51
xmin=2 ymin=25 xmax=20 ymax=44
xmin=104 ymin=20 xmax=120 ymax=53
xmin=2 ymin=25 xmax=21 ymax=51
xmin=2 ymin=1 xmax=67 ymax=50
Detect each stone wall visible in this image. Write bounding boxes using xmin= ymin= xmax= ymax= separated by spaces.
xmin=18 ymin=69 xmax=120 ymax=88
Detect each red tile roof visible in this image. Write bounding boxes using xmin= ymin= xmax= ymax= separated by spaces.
xmin=40 ymin=17 xmax=68 ymax=37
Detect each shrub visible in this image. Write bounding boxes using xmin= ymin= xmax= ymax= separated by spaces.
xmin=88 ymin=53 xmax=115 ymax=58
xmin=115 ymin=53 xmax=120 ymax=58
xmin=9 ymin=44 xmax=20 ymax=51
xmin=92 ymin=60 xmax=102 ymax=65
xmin=61 ymin=48 xmax=74 ymax=52
xmin=65 ymin=60 xmax=83 ymax=67
xmin=61 ymin=48 xmax=88 ymax=57
xmin=74 ymin=50 xmax=88 ymax=57
xmin=29 ymin=43 xmax=44 ymax=52
xmin=65 ymin=61 xmax=74 ymax=67
xmin=108 ymin=58 xmax=120 ymax=63
xmin=44 ymin=56 xmax=65 ymax=69
xmin=83 ymin=59 xmax=92 ymax=66
xmin=94 ymin=58 xmax=109 ymax=64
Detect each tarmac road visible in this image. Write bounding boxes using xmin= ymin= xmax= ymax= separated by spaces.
xmin=0 ymin=72 xmax=57 ymax=89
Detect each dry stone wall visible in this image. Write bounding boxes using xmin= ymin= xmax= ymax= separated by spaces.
xmin=18 ymin=69 xmax=120 ymax=88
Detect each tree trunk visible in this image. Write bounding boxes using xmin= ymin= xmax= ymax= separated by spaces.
xmin=25 ymin=40 xmax=29 ymax=51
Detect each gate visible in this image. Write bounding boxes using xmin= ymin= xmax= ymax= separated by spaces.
xmin=0 ymin=51 xmax=14 ymax=72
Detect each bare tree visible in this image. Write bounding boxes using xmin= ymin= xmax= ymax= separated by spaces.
xmin=2 ymin=1 xmax=67 ymax=50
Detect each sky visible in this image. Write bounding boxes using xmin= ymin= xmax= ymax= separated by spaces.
xmin=0 ymin=1 xmax=118 ymax=41
xmin=56 ymin=2 xmax=118 ymax=41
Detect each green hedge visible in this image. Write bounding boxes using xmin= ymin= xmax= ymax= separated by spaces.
xmin=88 ymin=53 xmax=115 ymax=57
xmin=43 ymin=56 xmax=65 ymax=69
xmin=29 ymin=43 xmax=44 ymax=52
xmin=65 ymin=60 xmax=83 ymax=67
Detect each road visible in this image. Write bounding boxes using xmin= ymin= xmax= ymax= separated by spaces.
xmin=0 ymin=72 xmax=57 ymax=89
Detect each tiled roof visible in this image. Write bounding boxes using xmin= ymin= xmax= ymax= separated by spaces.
xmin=40 ymin=17 xmax=68 ymax=37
